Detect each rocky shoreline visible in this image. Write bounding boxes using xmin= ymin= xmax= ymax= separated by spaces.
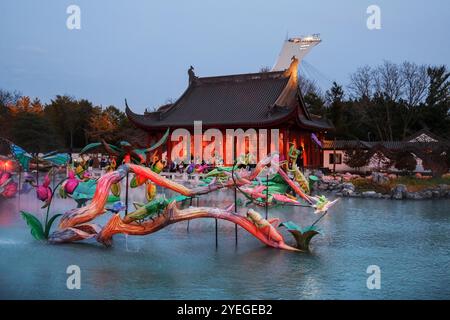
xmin=313 ymin=172 xmax=450 ymax=200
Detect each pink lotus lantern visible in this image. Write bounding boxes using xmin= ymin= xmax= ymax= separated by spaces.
xmin=64 ymin=170 xmax=79 ymax=195
xmin=36 ymin=174 xmax=52 ymax=208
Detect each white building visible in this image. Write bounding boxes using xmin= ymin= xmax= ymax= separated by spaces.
xmin=322 ymin=130 xmax=446 ymax=173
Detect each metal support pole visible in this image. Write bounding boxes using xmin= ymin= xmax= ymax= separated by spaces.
xmin=17 ymin=168 xmax=22 ymax=209
xmin=215 ymin=218 xmax=218 ymax=248
xmin=52 ymin=166 xmax=56 ymax=189
xmin=35 ymin=156 xmax=39 ymax=184
xmin=333 ymin=137 xmax=337 ymax=174
xmin=234 ymin=185 xmax=238 ymax=245
xmin=125 ymin=172 xmax=129 ymax=215
xmin=187 ymin=197 xmax=193 ymax=232
xmin=265 ymin=174 xmax=269 ymax=219
xmin=233 ymin=138 xmax=238 ymax=246
xmin=312 ymin=210 xmax=328 ymax=227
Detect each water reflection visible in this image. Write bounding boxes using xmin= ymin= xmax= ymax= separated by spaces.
xmin=0 ymin=182 xmax=449 ymax=299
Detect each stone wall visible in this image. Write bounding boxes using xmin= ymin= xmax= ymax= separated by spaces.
xmin=313 ymin=172 xmax=450 ymax=200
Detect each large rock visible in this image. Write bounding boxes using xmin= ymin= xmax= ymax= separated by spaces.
xmin=422 ymin=190 xmax=433 ymax=199
xmin=438 ymin=184 xmax=449 ymax=197
xmin=342 ymin=182 xmax=355 ymax=191
xmin=391 ymin=184 xmax=407 ymax=200
xmin=406 ymin=192 xmax=423 ymax=200
xmin=371 ymin=172 xmax=389 ymax=185
xmin=328 ymin=182 xmax=340 ymax=191
xmin=317 ymin=183 xmax=329 ymax=191
xmin=322 ymin=175 xmax=337 ymax=183
xmin=313 ymin=170 xmax=324 ymax=179
xmin=342 ymin=188 xmax=354 ymax=196
xmin=362 ymin=190 xmax=377 ymax=198
xmin=342 ymin=172 xmax=354 ymax=182
xmin=349 ymin=192 xmax=361 ymax=198
xmin=340 ymin=182 xmax=355 ymax=196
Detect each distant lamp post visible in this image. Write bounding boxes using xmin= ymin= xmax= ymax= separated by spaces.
xmin=333 ymin=137 xmax=336 ymax=174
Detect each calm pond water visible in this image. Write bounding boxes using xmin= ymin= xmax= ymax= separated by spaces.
xmin=0 ymin=178 xmax=449 ymax=300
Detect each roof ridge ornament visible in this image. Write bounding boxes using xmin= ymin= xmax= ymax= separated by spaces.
xmin=284 ymin=56 xmax=299 ymax=77
xmin=188 ymin=65 xmax=197 ymax=85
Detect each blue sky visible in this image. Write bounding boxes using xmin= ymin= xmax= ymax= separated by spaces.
xmin=0 ymin=0 xmax=449 ymax=113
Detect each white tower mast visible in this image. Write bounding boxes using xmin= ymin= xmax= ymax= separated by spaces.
xmin=272 ymin=34 xmax=321 ymax=71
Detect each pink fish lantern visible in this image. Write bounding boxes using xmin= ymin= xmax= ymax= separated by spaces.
xmin=2 ymin=182 xmax=18 ymax=198
xmin=2 ymin=182 xmax=17 ymax=198
xmin=36 ymin=174 xmax=52 ymax=208
xmin=82 ymin=171 xmax=92 ymax=180
xmin=196 ymin=164 xmax=210 ymax=173
xmin=64 ymin=170 xmax=79 ymax=195
xmin=0 ymin=172 xmax=11 ymax=185
xmin=272 ymin=193 xmax=300 ymax=205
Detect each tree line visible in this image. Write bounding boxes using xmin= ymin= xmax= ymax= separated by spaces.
xmin=1 ymin=60 xmax=448 ymax=154
xmin=0 ymin=93 xmax=146 ymax=153
xmin=301 ymin=61 xmax=449 ymax=141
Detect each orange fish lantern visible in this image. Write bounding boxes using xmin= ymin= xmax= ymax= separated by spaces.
xmin=145 ymin=182 xmax=157 ymax=201
xmin=110 ymin=158 xmax=117 ymax=170
xmin=130 ymin=174 xmax=147 ymax=188
xmin=75 ymin=164 xmax=85 ymax=177
xmin=111 ymin=183 xmax=121 ymax=197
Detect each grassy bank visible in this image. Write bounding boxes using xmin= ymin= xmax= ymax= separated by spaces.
xmin=351 ymin=176 xmax=450 ymax=193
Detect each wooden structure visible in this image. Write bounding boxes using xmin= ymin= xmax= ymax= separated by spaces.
xmin=126 ymin=58 xmax=333 ymax=167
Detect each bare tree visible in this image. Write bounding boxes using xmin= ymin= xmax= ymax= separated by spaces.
xmin=373 ymin=61 xmax=405 ymax=101
xmin=298 ymin=76 xmax=322 ymax=97
xmin=0 ymin=89 xmax=21 ymax=107
xmin=401 ymin=62 xmax=429 ymax=106
xmin=372 ymin=61 xmax=406 ymax=140
xmin=348 ymin=65 xmax=373 ymax=99
xmin=348 ymin=66 xmax=388 ymax=140
xmin=399 ymin=61 xmax=429 ymax=138
xmin=0 ymin=89 xmax=22 ymax=138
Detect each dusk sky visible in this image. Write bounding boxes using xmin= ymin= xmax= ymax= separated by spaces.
xmin=1 ymin=0 xmax=449 ymax=113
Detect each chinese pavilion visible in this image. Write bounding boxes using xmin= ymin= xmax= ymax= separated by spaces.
xmin=126 ymin=57 xmax=333 ymax=168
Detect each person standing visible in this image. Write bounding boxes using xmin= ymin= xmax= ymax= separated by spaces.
xmin=296 ymin=146 xmax=304 ymax=172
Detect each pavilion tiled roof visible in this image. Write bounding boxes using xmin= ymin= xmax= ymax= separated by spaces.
xmin=322 ymin=140 xmax=367 ymax=150
xmin=126 ymin=58 xmax=333 ymax=130
xmin=323 ymin=138 xmax=448 ymax=150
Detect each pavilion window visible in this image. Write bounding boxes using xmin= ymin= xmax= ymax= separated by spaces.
xmin=329 ymin=153 xmax=342 ymax=164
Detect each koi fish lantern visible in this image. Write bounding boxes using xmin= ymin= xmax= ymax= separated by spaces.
xmin=0 ymin=171 xmax=18 ymax=198
xmin=110 ymin=182 xmax=121 ymax=197
xmin=152 ymin=160 xmax=164 ymax=174
xmin=195 ymin=163 xmax=210 ymax=174
xmin=245 ymin=209 xmax=283 ymax=241
xmin=145 ymin=182 xmax=157 ymax=202
xmin=130 ymin=174 xmax=147 ymax=188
